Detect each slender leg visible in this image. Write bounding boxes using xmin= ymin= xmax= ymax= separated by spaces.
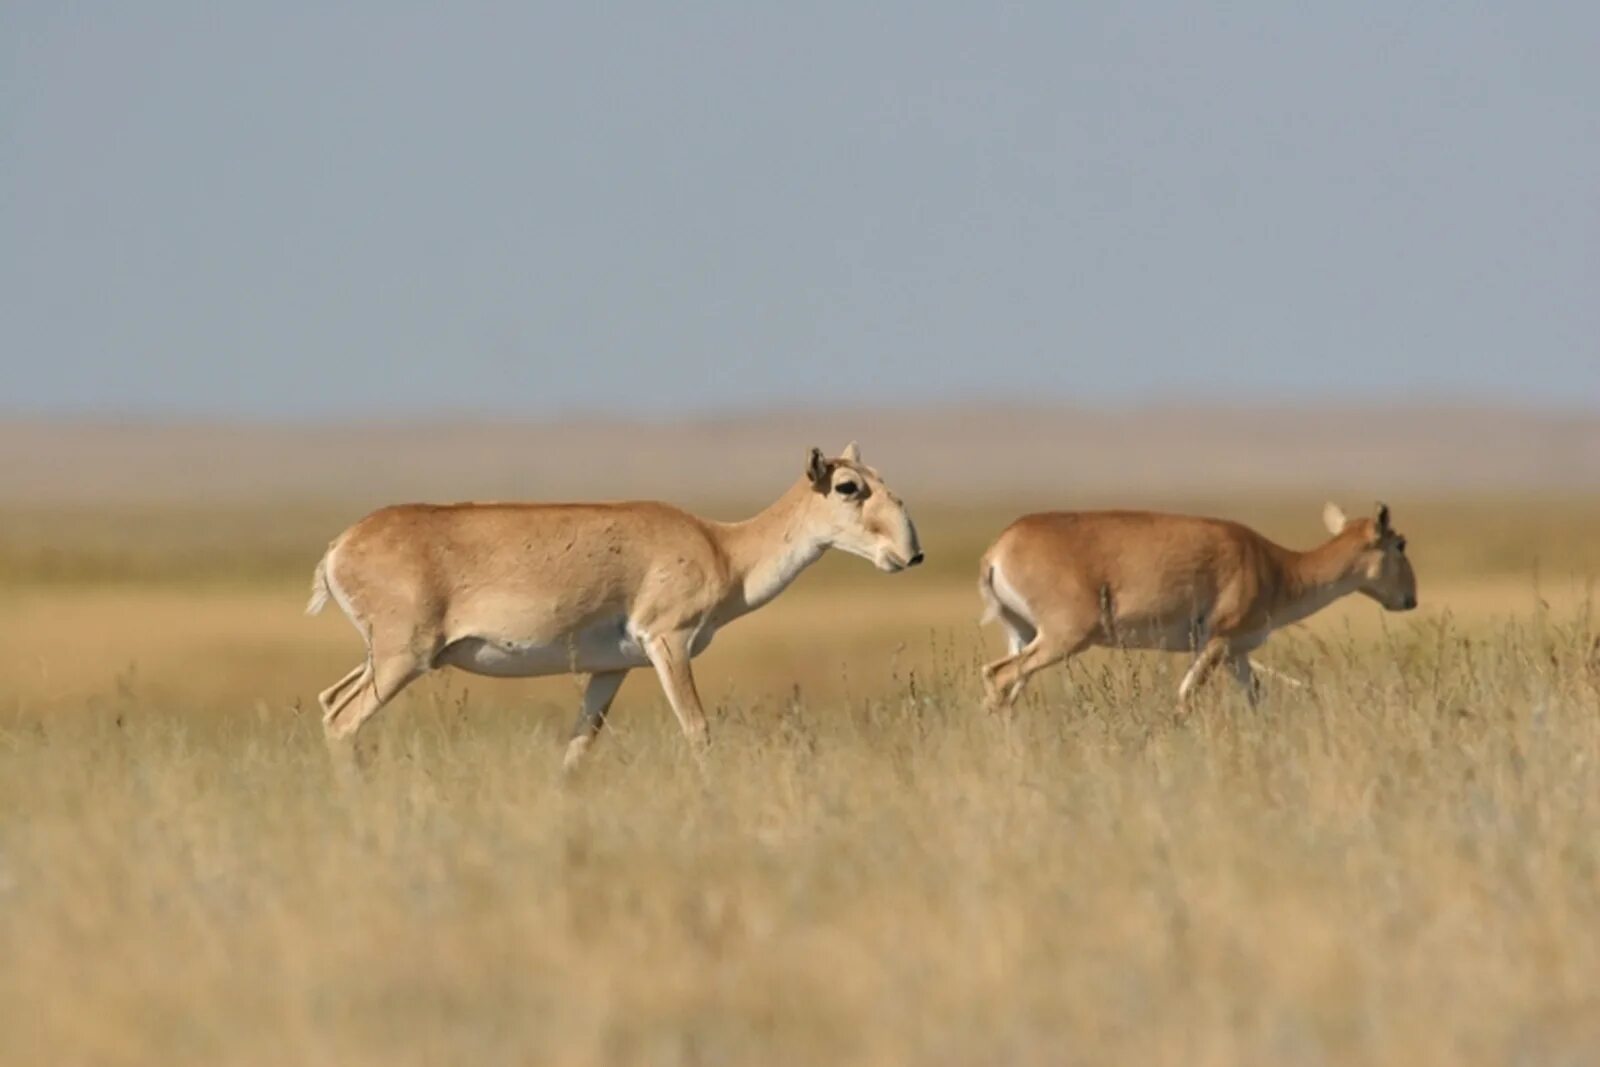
xmin=1227 ymin=652 xmax=1261 ymax=707
xmin=316 ymin=651 xmax=421 ymax=790
xmin=981 ymin=630 xmax=1090 ymax=715
xmin=318 ymin=663 xmax=367 ymax=720
xmin=323 ymin=652 xmax=425 ymax=742
xmin=1249 ymin=660 xmax=1305 ymax=692
xmin=561 ymin=670 xmax=629 ymax=776
xmin=980 ymin=647 xmax=1028 ymax=713
xmin=1175 ymin=638 xmax=1229 ymax=714
xmin=644 ymin=632 xmax=711 ymax=759
xmin=321 ymin=665 xmax=370 ymax=727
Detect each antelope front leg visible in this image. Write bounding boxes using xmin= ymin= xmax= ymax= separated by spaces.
xmin=644 ymin=632 xmax=711 ymax=761
xmin=1175 ymin=638 xmax=1229 ymax=716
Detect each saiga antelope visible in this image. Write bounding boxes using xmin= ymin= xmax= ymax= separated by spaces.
xmin=306 ymin=443 xmax=922 ymax=770
xmin=979 ymin=502 xmax=1417 ymax=714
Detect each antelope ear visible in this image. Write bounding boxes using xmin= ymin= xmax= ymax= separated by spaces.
xmin=1375 ymin=501 xmax=1391 ymax=533
xmin=839 ymin=441 xmax=861 ymax=464
xmin=805 ymin=447 xmax=829 ymax=488
xmin=1323 ymin=502 xmax=1348 ymax=535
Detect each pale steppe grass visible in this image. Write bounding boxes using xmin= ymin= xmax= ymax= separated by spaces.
xmin=3 ymin=606 xmax=1600 ymax=1065
xmin=2 ymin=496 xmax=1598 ymax=1065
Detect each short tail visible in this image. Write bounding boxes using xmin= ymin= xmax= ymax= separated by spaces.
xmin=978 ymin=556 xmax=1002 ymax=626
xmin=305 ymin=552 xmax=332 ymax=615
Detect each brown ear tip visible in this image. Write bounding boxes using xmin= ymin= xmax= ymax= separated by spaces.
xmin=805 ymin=446 xmax=830 ymax=485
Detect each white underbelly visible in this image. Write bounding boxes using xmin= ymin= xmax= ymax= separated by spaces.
xmin=434 ymin=618 xmax=715 ymax=678
xmin=439 ymin=636 xmax=648 ymax=677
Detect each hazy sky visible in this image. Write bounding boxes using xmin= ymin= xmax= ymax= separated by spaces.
xmin=4 ymin=4 xmax=1596 ymax=417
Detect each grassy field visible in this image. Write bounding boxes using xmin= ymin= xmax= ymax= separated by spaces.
xmin=2 ymin=495 xmax=1599 ymax=1065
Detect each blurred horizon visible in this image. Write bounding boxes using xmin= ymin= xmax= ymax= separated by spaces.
xmin=4 ymin=403 xmax=1596 ymax=506
xmin=5 ymin=3 xmax=1597 ymax=418
xmin=3 ymin=393 xmax=1598 ymax=424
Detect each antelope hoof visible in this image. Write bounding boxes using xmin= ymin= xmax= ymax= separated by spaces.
xmin=560 ymin=736 xmax=593 ymax=779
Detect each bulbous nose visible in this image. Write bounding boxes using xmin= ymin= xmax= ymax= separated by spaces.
xmin=908 ymin=551 xmax=925 ymax=567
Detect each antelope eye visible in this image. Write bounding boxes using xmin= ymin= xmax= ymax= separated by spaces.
xmin=834 ymin=480 xmax=859 ymax=497
xmin=1395 ymin=537 xmax=1407 ymax=552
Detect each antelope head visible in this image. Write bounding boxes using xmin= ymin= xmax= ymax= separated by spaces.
xmin=1323 ymin=501 xmax=1418 ymax=611
xmin=803 ymin=442 xmax=923 ymax=573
